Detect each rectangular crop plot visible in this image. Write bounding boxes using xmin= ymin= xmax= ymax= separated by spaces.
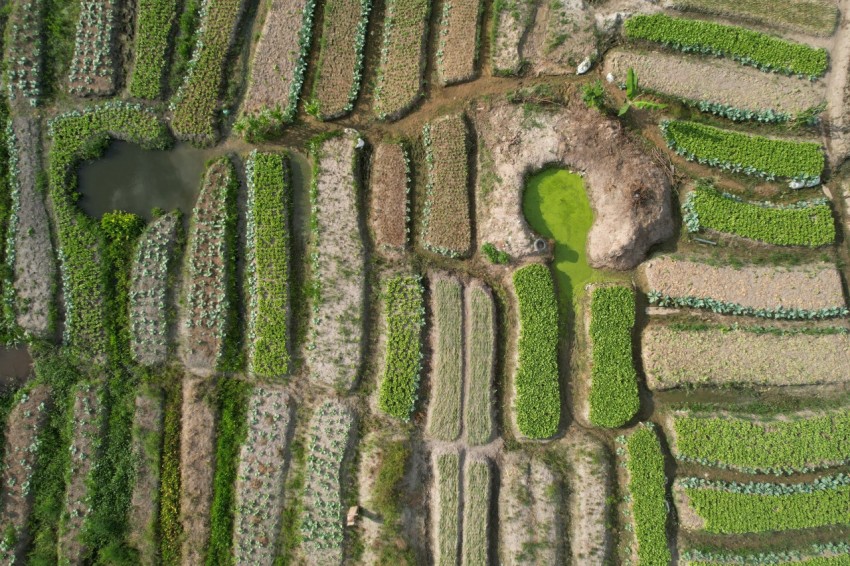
xmin=369 ymin=143 xmax=410 ymax=255
xmin=130 ymin=212 xmax=180 ymax=366
xmin=300 ymin=401 xmax=355 ymax=564
xmin=670 ymin=0 xmax=839 ymax=37
xmin=625 ymin=425 xmax=671 ymax=565
xmin=306 ymin=132 xmax=366 ymax=388
xmin=68 ymin=0 xmax=119 ymax=96
xmin=246 ymin=151 xmax=292 ymax=379
xmin=437 ymin=0 xmax=482 ymax=85
xmin=642 ymin=324 xmax=850 ymax=389
xmin=465 ymin=282 xmax=495 ymax=445
xmin=4 ymin=0 xmax=44 ymax=109
xmin=237 ymin=0 xmax=315 ymax=138
xmin=426 ymin=276 xmax=464 ymax=441
xmin=462 ymin=458 xmax=491 ymax=566
xmin=171 ymin=0 xmax=247 ymax=144
xmin=309 ymin=0 xmax=371 ymax=120
xmin=432 ymin=450 xmax=460 ymax=566
xmin=374 ymin=0 xmax=430 ymax=119
xmin=421 ymin=114 xmax=472 ymax=257
xmin=130 ymin=0 xmax=179 ymax=98
xmin=178 ymin=157 xmax=238 ymax=376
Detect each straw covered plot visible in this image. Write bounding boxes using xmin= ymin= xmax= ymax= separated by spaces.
xmin=432 ymin=450 xmax=461 ymax=566
xmin=462 ymin=457 xmax=492 ymax=565
xmin=421 ymin=114 xmax=472 ymax=257
xmin=300 ymin=400 xmax=355 ymax=564
xmin=233 ymin=387 xmax=293 ymax=565
xmin=178 ymin=157 xmax=238 ymax=376
xmin=306 ymin=132 xmax=366 ymax=388
xmin=465 ymin=281 xmax=495 ymax=446
xmin=369 ymin=142 xmax=410 ymax=256
xmin=130 ymin=212 xmax=181 ymax=366
xmin=67 ymin=0 xmax=119 ymax=96
xmin=237 ymin=0 xmax=315 ymax=138
xmin=374 ymin=0 xmax=430 ymax=119
xmin=642 ymin=324 xmax=850 ymax=389
xmin=309 ymin=0 xmax=372 ymax=120
xmin=436 ymin=0 xmax=481 ymax=85
xmin=426 ymin=275 xmax=464 ymax=441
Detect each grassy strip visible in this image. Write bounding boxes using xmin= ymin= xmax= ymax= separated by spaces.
xmin=129 ymin=0 xmax=179 ymax=98
xmin=206 ymin=378 xmax=251 ymax=566
xmin=370 ymin=441 xmax=414 ymax=563
xmin=512 ymin=264 xmax=560 ymax=439
xmin=670 ymin=0 xmax=838 ymax=37
xmin=426 ymin=278 xmax=463 ymax=441
xmin=662 ymin=120 xmax=824 ymax=182
xmin=159 ymin=378 xmax=182 ymax=566
xmin=625 ymin=14 xmax=828 ymax=78
xmin=378 ymin=274 xmax=425 ymax=420
xmin=674 ymin=410 xmax=850 ymax=474
xmin=625 ymin=424 xmax=671 ymax=565
xmin=0 ymin=105 xmax=13 ymax=342
xmin=434 ymin=451 xmax=460 ymax=565
xmin=465 ymin=284 xmax=494 ymax=446
xmin=246 ymin=151 xmax=291 ymax=378
xmin=681 ymin=476 xmax=850 ymax=534
xmin=42 ymin=0 xmax=79 ymax=101
xmin=462 ymin=458 xmax=490 ymax=566
xmin=683 ymin=183 xmax=835 ymax=247
xmin=588 ymin=286 xmax=639 ymax=428
xmin=169 ymin=0 xmax=202 ymax=91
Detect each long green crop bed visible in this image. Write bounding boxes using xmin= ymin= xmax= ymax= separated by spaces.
xmin=684 ymin=184 xmax=835 ymax=247
xmin=662 ymin=120 xmax=824 ymax=181
xmin=588 ymin=286 xmax=640 ymax=428
xmin=626 ymin=425 xmax=671 ymax=565
xmin=674 ymin=410 xmax=850 ymax=474
xmin=512 ymin=264 xmax=560 ymax=439
xmin=682 ymin=475 xmax=850 ymax=534
xmin=625 ymin=14 xmax=828 ymax=78
xmin=129 ymin=0 xmax=178 ymax=98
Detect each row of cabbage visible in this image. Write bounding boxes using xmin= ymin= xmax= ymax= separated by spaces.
xmin=68 ymin=0 xmax=119 ymax=96
xmin=648 ymin=291 xmax=848 ymax=320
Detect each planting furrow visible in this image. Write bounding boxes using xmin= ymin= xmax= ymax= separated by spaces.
xmin=642 ymin=257 xmax=847 ymax=319
xmin=300 ymin=400 xmax=355 ymax=564
xmin=624 ymin=424 xmax=671 ymax=565
xmin=464 ymin=282 xmax=494 ymax=446
xmin=236 ymin=0 xmax=315 ymax=139
xmin=130 ymin=0 xmax=179 ymax=98
xmin=179 ymin=377 xmax=217 ymax=565
xmin=246 ymin=151 xmax=292 ymax=379
xmin=306 ymin=132 xmax=365 ymax=389
xmin=462 ymin=457 xmax=491 ymax=566
xmin=68 ymin=0 xmax=119 ymax=96
xmin=436 ymin=0 xmax=481 ymax=85
xmin=58 ymin=384 xmax=102 ymax=564
xmin=5 ymin=117 xmax=55 ymax=338
xmin=421 ymin=114 xmax=471 ymax=257
xmin=642 ymin=324 xmax=850 ymax=389
xmin=4 ymin=0 xmax=44 ymax=109
xmin=0 ymin=385 xmax=51 ymax=563
xmin=233 ymin=387 xmax=293 ymax=565
xmin=369 ymin=143 xmax=410 ymax=256
xmin=171 ymin=0 xmax=247 ymax=145
xmin=432 ymin=449 xmax=461 ymax=566
xmin=178 ymin=156 xmax=238 ymax=376
xmin=373 ymin=0 xmax=429 ymax=120
xmin=308 ymin=0 xmax=371 ymax=119
xmin=127 ymin=386 xmax=165 ymax=565
xmin=130 ymin=212 xmax=181 ymax=366
xmin=426 ymin=275 xmax=463 ymax=441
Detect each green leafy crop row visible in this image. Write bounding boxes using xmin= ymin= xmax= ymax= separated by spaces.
xmin=625 ymin=424 xmax=671 ymax=565
xmin=378 ymin=274 xmax=425 ymax=420
xmin=662 ymin=120 xmax=824 ymax=182
xmin=588 ymin=286 xmax=639 ymax=428
xmin=513 ymin=264 xmax=559 ymax=439
xmin=129 ymin=0 xmax=178 ymax=99
xmin=683 ymin=183 xmax=835 ymax=247
xmin=625 ymin=14 xmax=828 ymax=78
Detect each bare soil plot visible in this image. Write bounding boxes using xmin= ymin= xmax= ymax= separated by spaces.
xmin=490 ymin=0 xmax=536 ymax=74
xmin=431 ymin=449 xmax=461 ymax=566
xmin=604 ymin=49 xmax=826 ymax=119
xmin=233 ymin=387 xmax=293 ymax=565
xmin=127 ymin=387 xmax=164 ymax=566
xmin=373 ymin=0 xmax=430 ymax=119
xmin=178 ymin=158 xmax=237 ymax=376
xmin=667 ymin=0 xmax=840 ymax=37
xmin=642 ymin=324 xmax=850 ymax=389
xmin=310 ymin=0 xmax=371 ymax=119
xmin=473 ymin=97 xmax=673 ymax=269
xmin=8 ymin=117 xmax=55 ymax=338
xmin=306 ymin=132 xmax=366 ymax=389
xmin=568 ymin=433 xmax=611 ymax=564
xmin=67 ymin=0 xmax=119 ymax=96
xmin=426 ymin=274 xmax=464 ymax=441
xmin=130 ymin=212 xmax=180 ymax=366
xmin=239 ymin=0 xmax=314 ymax=126
xmin=640 ymin=257 xmax=847 ymax=313
xmin=498 ymin=451 xmax=562 ymax=564
xmin=0 ymin=384 xmax=51 ymax=563
xmin=523 ymin=0 xmax=596 ymax=75
xmin=4 ymin=0 xmax=44 ymax=109
xmin=437 ymin=0 xmax=482 ymax=85
xmin=369 ymin=143 xmax=409 ymax=256
xmin=179 ymin=377 xmax=217 ymax=565
xmin=58 ymin=385 xmax=101 ymax=564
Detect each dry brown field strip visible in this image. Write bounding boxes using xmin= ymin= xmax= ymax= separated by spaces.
xmin=369 ymin=142 xmax=409 ymax=254
xmin=437 ymin=0 xmax=482 ymax=85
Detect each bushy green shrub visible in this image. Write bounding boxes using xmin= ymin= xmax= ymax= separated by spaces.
xmin=625 ymin=424 xmax=671 ymax=565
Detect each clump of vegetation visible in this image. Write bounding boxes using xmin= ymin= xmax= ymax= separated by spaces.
xmin=624 ymin=424 xmax=671 ymax=565
xmin=481 ymin=243 xmax=510 ymax=264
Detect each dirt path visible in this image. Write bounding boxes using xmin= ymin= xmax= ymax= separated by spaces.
xmin=824 ymin=0 xmax=850 ymax=165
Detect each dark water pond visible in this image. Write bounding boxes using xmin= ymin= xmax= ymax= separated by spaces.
xmin=0 ymin=346 xmax=33 ymax=385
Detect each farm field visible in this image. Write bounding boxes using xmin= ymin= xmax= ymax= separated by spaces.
xmin=3 ymin=0 xmax=850 ymax=563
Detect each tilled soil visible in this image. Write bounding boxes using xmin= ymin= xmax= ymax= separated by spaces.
xmin=437 ymin=0 xmax=481 ymax=85
xmin=368 ymin=143 xmax=408 ymax=256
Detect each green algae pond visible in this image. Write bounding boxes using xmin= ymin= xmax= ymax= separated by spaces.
xmin=522 ymin=168 xmax=605 ymax=325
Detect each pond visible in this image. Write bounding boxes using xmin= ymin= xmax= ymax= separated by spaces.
xmin=0 ymin=346 xmax=33 ymax=386
xmin=522 ymin=168 xmax=603 ymax=324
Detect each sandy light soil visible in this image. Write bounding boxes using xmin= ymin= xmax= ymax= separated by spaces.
xmin=568 ymin=432 xmax=612 ymax=564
